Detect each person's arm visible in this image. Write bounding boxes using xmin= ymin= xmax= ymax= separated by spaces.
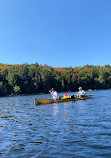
xmin=75 ymin=92 xmax=79 ymax=98
xmin=83 ymin=90 xmax=86 ymax=95
xmin=49 ymin=90 xmax=53 ymax=95
xmin=82 ymin=90 xmax=86 ymax=96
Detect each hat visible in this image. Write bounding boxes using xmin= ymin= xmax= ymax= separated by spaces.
xmin=78 ymin=87 xmax=82 ymax=90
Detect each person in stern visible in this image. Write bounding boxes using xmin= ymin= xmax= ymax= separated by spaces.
xmin=49 ymin=88 xmax=58 ymax=102
xmin=75 ymin=87 xmax=86 ymax=98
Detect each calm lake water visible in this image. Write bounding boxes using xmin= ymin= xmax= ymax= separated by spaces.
xmin=0 ymin=90 xmax=111 ymax=158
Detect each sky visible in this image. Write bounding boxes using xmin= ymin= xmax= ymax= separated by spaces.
xmin=0 ymin=0 xmax=111 ymax=68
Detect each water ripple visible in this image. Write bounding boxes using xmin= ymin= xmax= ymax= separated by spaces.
xmin=0 ymin=90 xmax=111 ymax=157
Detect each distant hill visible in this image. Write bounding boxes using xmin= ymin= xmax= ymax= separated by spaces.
xmin=0 ymin=63 xmax=111 ymax=96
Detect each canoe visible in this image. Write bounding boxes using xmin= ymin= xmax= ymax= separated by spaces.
xmin=34 ymin=95 xmax=93 ymax=106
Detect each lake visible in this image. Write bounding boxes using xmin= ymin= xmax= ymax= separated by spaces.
xmin=0 ymin=90 xmax=111 ymax=158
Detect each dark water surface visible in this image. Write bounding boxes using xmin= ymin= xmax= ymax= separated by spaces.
xmin=0 ymin=90 xmax=111 ymax=158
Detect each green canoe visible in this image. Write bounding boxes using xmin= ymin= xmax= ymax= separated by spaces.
xmin=34 ymin=95 xmax=93 ymax=106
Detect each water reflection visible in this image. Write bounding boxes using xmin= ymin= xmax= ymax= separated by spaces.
xmin=52 ymin=103 xmax=59 ymax=116
xmin=1 ymin=90 xmax=111 ymax=157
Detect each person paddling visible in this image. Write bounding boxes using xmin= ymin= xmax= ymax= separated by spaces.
xmin=75 ymin=87 xmax=86 ymax=98
xmin=49 ymin=88 xmax=58 ymax=102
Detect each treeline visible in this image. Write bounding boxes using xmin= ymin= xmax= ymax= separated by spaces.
xmin=0 ymin=63 xmax=111 ymax=96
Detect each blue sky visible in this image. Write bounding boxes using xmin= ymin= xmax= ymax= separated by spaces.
xmin=0 ymin=0 xmax=111 ymax=67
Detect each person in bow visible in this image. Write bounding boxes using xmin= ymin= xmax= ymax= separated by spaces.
xmin=49 ymin=88 xmax=58 ymax=101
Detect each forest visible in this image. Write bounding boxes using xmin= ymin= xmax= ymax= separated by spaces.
xmin=0 ymin=63 xmax=111 ymax=96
